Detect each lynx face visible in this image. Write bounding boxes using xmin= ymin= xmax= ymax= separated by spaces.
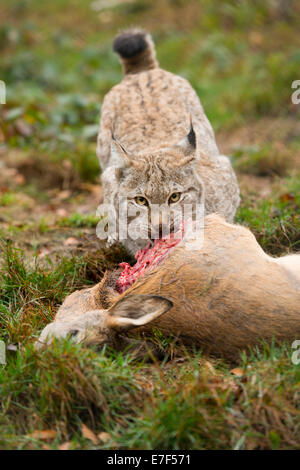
xmin=97 ymin=31 xmax=240 ymax=253
xmin=109 ymin=128 xmax=205 ymax=249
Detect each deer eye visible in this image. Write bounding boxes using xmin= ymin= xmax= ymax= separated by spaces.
xmin=135 ymin=196 xmax=148 ymax=206
xmin=168 ymin=192 xmax=181 ymax=204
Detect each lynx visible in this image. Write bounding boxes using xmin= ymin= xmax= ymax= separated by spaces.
xmin=97 ymin=29 xmax=240 ymax=253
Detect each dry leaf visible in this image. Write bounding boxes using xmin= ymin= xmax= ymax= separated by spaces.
xmin=97 ymin=432 xmax=111 ymax=443
xmin=81 ymin=423 xmax=98 ymax=444
xmin=64 ymin=237 xmax=80 ymax=247
xmin=29 ymin=430 xmax=57 ymax=442
xmin=280 ymin=193 xmax=295 ymax=203
xmin=42 ymin=444 xmax=51 ymax=450
xmin=58 ymin=441 xmax=71 ymax=450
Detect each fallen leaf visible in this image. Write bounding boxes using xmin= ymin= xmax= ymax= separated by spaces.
xmin=81 ymin=423 xmax=98 ymax=444
xmin=42 ymin=444 xmax=51 ymax=450
xmin=97 ymin=432 xmax=111 ymax=443
xmin=29 ymin=430 xmax=57 ymax=442
xmin=58 ymin=441 xmax=71 ymax=450
xmin=280 ymin=193 xmax=295 ymax=203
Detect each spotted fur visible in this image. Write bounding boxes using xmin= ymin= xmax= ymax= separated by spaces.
xmin=97 ymin=29 xmax=240 ymax=252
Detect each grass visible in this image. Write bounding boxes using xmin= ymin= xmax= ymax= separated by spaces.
xmin=0 ymin=240 xmax=132 ymax=344
xmin=236 ymin=173 xmax=300 ymax=254
xmin=118 ymin=345 xmax=300 ymax=450
xmin=1 ymin=338 xmax=299 ymax=450
xmin=0 ymin=0 xmax=300 ymax=450
xmin=58 ymin=212 xmax=99 ymax=228
xmin=0 ymin=342 xmax=141 ymax=449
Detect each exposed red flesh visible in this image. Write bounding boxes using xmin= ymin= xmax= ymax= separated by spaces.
xmin=116 ymin=233 xmax=183 ymax=293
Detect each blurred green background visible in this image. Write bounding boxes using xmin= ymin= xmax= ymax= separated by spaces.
xmin=1 ymin=0 xmax=299 ymax=253
xmin=1 ymin=0 xmax=300 ymax=132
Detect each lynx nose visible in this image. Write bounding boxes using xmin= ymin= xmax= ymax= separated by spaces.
xmin=149 ymin=223 xmax=175 ymax=239
xmin=157 ymin=224 xmax=164 ymax=238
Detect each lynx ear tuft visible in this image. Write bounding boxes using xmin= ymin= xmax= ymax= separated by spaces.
xmin=110 ymin=138 xmax=130 ymax=168
xmin=110 ymin=138 xmax=143 ymax=176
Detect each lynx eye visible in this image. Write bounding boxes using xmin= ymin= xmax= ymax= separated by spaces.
xmin=169 ymin=192 xmax=181 ymax=204
xmin=135 ymin=196 xmax=148 ymax=206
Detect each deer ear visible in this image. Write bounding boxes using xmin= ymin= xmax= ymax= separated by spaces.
xmin=106 ymin=294 xmax=173 ymax=332
xmin=175 ymin=123 xmax=196 ymax=155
